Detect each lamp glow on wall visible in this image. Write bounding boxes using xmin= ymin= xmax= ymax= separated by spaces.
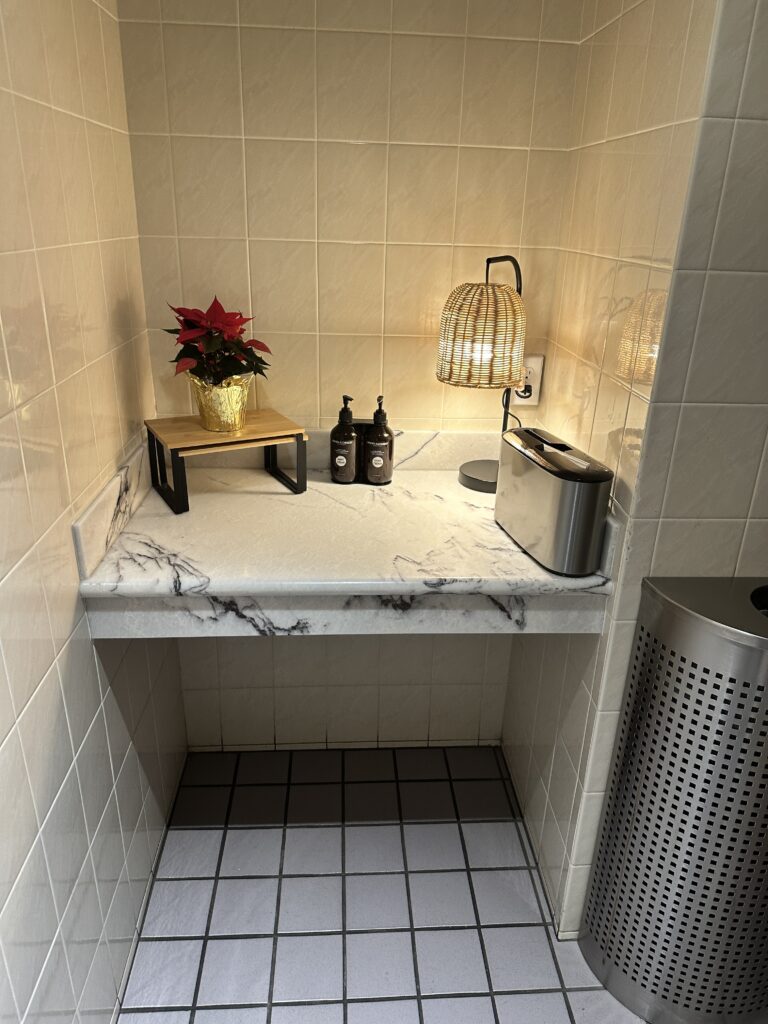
xmin=616 ymin=288 xmax=668 ymax=388
xmin=437 ymin=255 xmax=527 ymax=492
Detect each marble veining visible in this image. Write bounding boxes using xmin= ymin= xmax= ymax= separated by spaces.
xmin=80 ymin=467 xmax=611 ymax=600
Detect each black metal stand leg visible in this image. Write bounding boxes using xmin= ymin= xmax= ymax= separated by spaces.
xmin=264 ymin=434 xmax=307 ymax=494
xmin=147 ymin=431 xmax=190 ymax=514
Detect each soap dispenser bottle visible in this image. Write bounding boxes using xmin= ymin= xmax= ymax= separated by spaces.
xmin=330 ymin=395 xmax=357 ymax=483
xmin=364 ymin=395 xmax=394 ymax=485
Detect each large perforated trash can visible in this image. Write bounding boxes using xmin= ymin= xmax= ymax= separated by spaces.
xmin=580 ymin=578 xmax=768 ymax=1024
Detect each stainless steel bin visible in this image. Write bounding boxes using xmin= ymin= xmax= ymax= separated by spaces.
xmin=580 ymin=578 xmax=768 ymax=1024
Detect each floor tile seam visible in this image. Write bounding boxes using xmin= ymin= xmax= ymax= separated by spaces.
xmin=393 ymin=746 xmax=426 ymax=1024
xmin=138 ymin=922 xmax=552 ymax=942
xmin=177 ymin=772 xmax=505 ymax=789
xmin=156 ymin=865 xmax=533 ymax=883
xmin=170 ymin=815 xmax=520 ymax=829
xmin=188 ymin=752 xmax=242 ymax=1023
xmin=263 ymin=751 xmax=292 ymax=1024
xmin=442 ymin=748 xmax=502 ymax=1024
xmin=340 ymin=753 xmax=348 ymax=1024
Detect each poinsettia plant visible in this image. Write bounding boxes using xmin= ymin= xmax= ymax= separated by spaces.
xmin=165 ymin=296 xmax=271 ymax=385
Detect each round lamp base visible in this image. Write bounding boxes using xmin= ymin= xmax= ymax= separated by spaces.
xmin=458 ymin=459 xmax=499 ymax=493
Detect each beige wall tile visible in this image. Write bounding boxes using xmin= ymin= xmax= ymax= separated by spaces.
xmin=119 ymin=0 xmax=161 ymax=16
xmin=454 ymin=147 xmax=526 ymax=247
xmin=172 ymin=136 xmax=246 ymax=237
xmin=120 ymin=22 xmax=168 ymax=134
xmin=619 ymin=127 xmax=671 ymax=264
xmin=738 ymin=0 xmax=768 ymax=118
xmin=387 ymin=145 xmax=457 ymax=245
xmin=57 ymin=369 xmax=99 ymax=501
xmin=588 ymin=374 xmax=629 ymax=472
xmin=593 ymin=140 xmax=633 ymax=258
xmin=113 ymin=341 xmax=143 ymax=447
xmin=101 ymin=239 xmax=132 ymax=344
xmin=443 ymin=380 xmax=504 ymax=421
xmin=318 ymin=242 xmax=385 ymax=334
xmin=148 ymin=328 xmax=192 ymax=414
xmin=38 ymin=248 xmax=86 ymax=384
xmin=580 ymin=22 xmax=618 ymax=146
xmin=164 ymin=24 xmax=242 ymax=135
xmin=677 ymin=0 xmax=717 ymax=120
xmin=0 ymin=549 xmax=55 ymax=714
xmin=737 ymin=520 xmax=768 ymax=576
xmin=241 ymin=27 xmax=315 ymax=138
xmin=130 ymin=135 xmax=177 ymax=237
xmin=0 ymin=92 xmax=33 ymax=254
xmin=383 ymin=336 xmax=444 ymax=420
xmin=56 ymin=113 xmax=98 ymax=246
xmin=73 ymin=0 xmax=111 ymax=125
xmin=521 ymin=151 xmax=569 ymax=248
xmin=532 ymin=43 xmax=578 ymax=148
xmin=392 ymin=0 xmax=467 ymax=34
xmin=602 ymin=261 xmax=650 ymax=383
xmin=652 ymin=518 xmax=745 ymax=576
xmin=0 ymin=413 xmax=34 ymax=578
xmin=16 ymin=99 xmax=69 ymax=249
xmin=87 ymin=356 xmax=123 ymax=472
xmin=39 ymin=0 xmax=82 ymax=115
xmin=178 ymin=238 xmax=250 ymax=317
xmin=2 ymin=0 xmax=50 ymax=103
xmin=390 ymin=35 xmax=464 ymax=144
xmin=541 ymin=0 xmax=584 ymax=40
xmin=383 ymin=243 xmax=452 ymax=336
xmin=606 ymin=0 xmax=651 ymax=138
xmin=161 ymin=0 xmax=237 ymax=21
xmin=319 ymin=334 xmax=382 ymax=418
xmin=0 ymin=251 xmax=54 ymax=408
xmin=540 ymin=346 xmax=599 ymax=450
xmin=88 ymin=124 xmax=123 ymax=241
xmin=467 ymin=0 xmax=542 ymax=37
xmin=239 ymin=0 xmax=315 ymax=27
xmin=711 ymin=121 xmax=768 ymax=273
xmin=18 ymin=390 xmax=69 ymax=539
xmin=317 ymin=0 xmax=391 ymax=30
xmin=317 ymin=32 xmax=390 ymax=142
xmin=139 ymin=236 xmax=181 ymax=328
xmin=636 ymin=0 xmax=692 ymax=133
xmin=317 ymin=142 xmax=387 ymax=242
xmin=249 ymin=240 xmax=317 ymax=332
xmin=247 ymin=140 xmax=315 ymax=239
xmin=462 ymin=39 xmax=538 ymax=147
xmin=253 ymin=333 xmax=319 ymax=423
xmin=102 ymin=9 xmax=129 ymax=132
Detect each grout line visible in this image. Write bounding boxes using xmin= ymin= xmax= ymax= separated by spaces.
xmin=264 ymin=751 xmax=292 ymax=1024
xmin=393 ymin=748 xmax=425 ymax=1024
xmin=312 ymin=0 xmax=321 ymax=422
xmin=340 ymin=749 xmax=348 ymax=1024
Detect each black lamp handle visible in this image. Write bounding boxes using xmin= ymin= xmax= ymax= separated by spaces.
xmin=485 ymin=255 xmax=523 ymax=296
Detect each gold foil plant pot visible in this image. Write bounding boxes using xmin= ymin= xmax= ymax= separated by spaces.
xmin=163 ymin=295 xmax=271 ymax=431
xmin=189 ymin=372 xmax=254 ymax=432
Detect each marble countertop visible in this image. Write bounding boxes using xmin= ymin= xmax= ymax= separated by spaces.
xmin=80 ymin=467 xmax=611 ymax=600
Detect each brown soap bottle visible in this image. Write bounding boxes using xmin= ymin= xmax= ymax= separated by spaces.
xmin=330 ymin=395 xmax=357 ymax=483
xmin=364 ymin=395 xmax=394 ymax=485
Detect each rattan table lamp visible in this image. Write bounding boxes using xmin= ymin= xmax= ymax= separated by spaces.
xmin=437 ymin=254 xmax=527 ymax=492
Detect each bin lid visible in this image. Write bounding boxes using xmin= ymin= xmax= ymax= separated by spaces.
xmin=501 ymin=428 xmax=613 ymax=484
xmin=645 ymin=577 xmax=768 ymax=650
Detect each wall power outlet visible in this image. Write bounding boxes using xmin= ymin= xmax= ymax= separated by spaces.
xmin=509 ymin=354 xmax=544 ymax=406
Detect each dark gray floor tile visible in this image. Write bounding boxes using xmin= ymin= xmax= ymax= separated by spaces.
xmin=287 ymin=784 xmax=342 ymax=825
xmin=229 ymin=786 xmax=287 ymax=827
xmin=409 ymin=872 xmax=475 ymax=928
xmin=461 ymin=822 xmax=525 ymax=868
xmin=346 ymin=931 xmax=416 ymax=999
xmin=219 ymin=828 xmax=283 ymax=877
xmin=157 ymin=830 xmax=222 ymax=878
xmin=454 ymin=780 xmax=513 ymax=820
xmin=195 ymin=1011 xmax=267 ymax=1024
xmin=344 ymin=782 xmax=399 ymax=823
xmin=399 ymin=781 xmax=455 ymax=821
xmin=497 ymin=992 xmax=571 ymax=1023
xmin=278 ymin=876 xmax=342 ymax=932
xmin=119 ymin=1015 xmax=191 ymax=1023
xmin=141 ymin=879 xmax=213 ymax=937
xmin=210 ymin=878 xmax=279 ymax=935
xmin=197 ymin=937 xmax=272 ymax=1005
xmin=272 ymin=934 xmax=343 ymax=1002
xmin=346 ymin=874 xmax=410 ymax=930
xmin=170 ymin=787 xmax=230 ymax=827
xmin=271 ymin=1006 xmax=343 ymax=1023
xmin=446 ymin=747 xmax=501 ymax=780
xmin=237 ymin=751 xmax=290 ymax=785
xmin=395 ymin=748 xmax=448 ymax=780
xmin=291 ymin=749 xmax=342 ymax=784
xmin=345 ymin=825 xmax=404 ymax=873
xmin=472 ymin=870 xmax=541 ymax=925
xmin=415 ymin=929 xmax=488 ymax=996
xmin=422 ymin=996 xmax=495 ymax=1023
xmin=181 ymin=752 xmax=237 ymax=787
xmin=403 ymin=823 xmax=465 ymax=870
xmin=344 ymin=749 xmax=395 ymax=781
xmin=122 ymin=940 xmax=202 ymax=1008
xmin=347 ymin=1002 xmax=419 ymax=1024
xmin=483 ymin=926 xmax=559 ymax=990
xmin=282 ymin=827 xmax=341 ymax=875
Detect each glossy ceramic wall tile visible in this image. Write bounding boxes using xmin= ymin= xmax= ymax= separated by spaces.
xmin=120 ymin=1 xmax=578 ymax=427
xmin=0 ymin=1 xmax=167 ymax=1021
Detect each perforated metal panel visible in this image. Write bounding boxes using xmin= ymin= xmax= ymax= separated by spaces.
xmin=580 ymin=578 xmax=768 ymax=1024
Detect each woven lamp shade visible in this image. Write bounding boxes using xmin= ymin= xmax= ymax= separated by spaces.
xmin=437 ymin=280 xmax=526 ymax=389
xmin=616 ymin=288 xmax=668 ymax=387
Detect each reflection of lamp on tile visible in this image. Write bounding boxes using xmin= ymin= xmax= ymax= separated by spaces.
xmin=437 ymin=255 xmax=527 ymax=492
xmin=616 ymin=289 xmax=668 ymax=387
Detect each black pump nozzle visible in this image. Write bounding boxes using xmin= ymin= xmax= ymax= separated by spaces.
xmin=339 ymin=394 xmax=354 ymax=423
xmin=373 ymin=395 xmax=387 ymax=425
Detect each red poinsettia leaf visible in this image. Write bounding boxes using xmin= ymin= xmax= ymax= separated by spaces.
xmin=205 ymin=295 xmax=227 ymax=322
xmin=245 ymin=338 xmax=271 ymax=353
xmin=169 ymin=303 xmax=206 ymax=322
xmin=177 ymin=326 xmax=208 ymax=345
xmin=174 ymin=357 xmax=198 ymax=375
